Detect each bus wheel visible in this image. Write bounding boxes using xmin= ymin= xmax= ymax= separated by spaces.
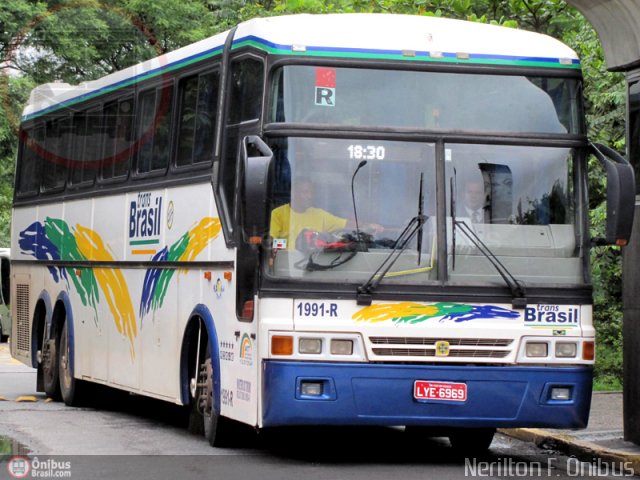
xmin=0 ymin=324 xmax=7 ymax=343
xmin=42 ymin=335 xmax=61 ymax=400
xmin=200 ymin=344 xmax=238 ymax=448
xmin=448 ymin=427 xmax=495 ymax=454
xmin=59 ymin=321 xmax=86 ymax=407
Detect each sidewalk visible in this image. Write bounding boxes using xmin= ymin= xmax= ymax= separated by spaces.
xmin=500 ymin=391 xmax=640 ymax=471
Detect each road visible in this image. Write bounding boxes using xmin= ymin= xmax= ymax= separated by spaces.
xmin=0 ymin=344 xmax=631 ymax=480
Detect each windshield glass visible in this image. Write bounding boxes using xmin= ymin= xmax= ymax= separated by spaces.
xmin=446 ymin=144 xmax=583 ymax=286
xmin=266 ymin=139 xmax=585 ymax=288
xmin=271 ymin=66 xmax=584 ymax=134
xmin=267 ymin=137 xmax=437 ymax=285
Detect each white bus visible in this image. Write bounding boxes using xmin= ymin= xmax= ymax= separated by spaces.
xmin=10 ymin=13 xmax=634 ymax=450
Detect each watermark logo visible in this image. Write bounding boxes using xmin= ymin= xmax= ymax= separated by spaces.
xmin=464 ymin=456 xmax=636 ymax=477
xmin=7 ymin=457 xmax=30 ymax=479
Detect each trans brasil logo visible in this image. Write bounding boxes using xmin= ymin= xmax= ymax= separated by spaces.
xmin=129 ymin=191 xmax=162 ymax=255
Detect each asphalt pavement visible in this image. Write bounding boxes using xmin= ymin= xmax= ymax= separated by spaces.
xmin=2 ymin=342 xmax=640 ymax=470
xmin=501 ymin=391 xmax=640 ymax=472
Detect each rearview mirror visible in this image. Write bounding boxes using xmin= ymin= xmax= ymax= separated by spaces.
xmin=590 ymin=143 xmax=635 ymax=246
xmin=241 ymin=136 xmax=273 ymax=244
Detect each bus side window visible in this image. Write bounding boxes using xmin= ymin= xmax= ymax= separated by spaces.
xmin=101 ymin=98 xmax=133 ymax=181
xmin=136 ymin=85 xmax=173 ymax=175
xmin=176 ymin=70 xmax=219 ymax=168
xmin=17 ymin=126 xmax=44 ymax=196
xmin=42 ymin=117 xmax=70 ymax=192
xmin=69 ymin=109 xmax=99 ymax=187
xmin=228 ymin=59 xmax=263 ymax=124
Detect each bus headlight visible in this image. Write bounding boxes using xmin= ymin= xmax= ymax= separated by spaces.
xmin=299 ymin=338 xmax=323 ymax=354
xmin=526 ymin=342 xmax=548 ymax=357
xmin=555 ymin=342 xmax=577 ymax=358
xmin=330 ymin=339 xmax=353 ymax=356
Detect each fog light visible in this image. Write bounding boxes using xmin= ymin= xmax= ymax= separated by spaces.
xmin=555 ymin=342 xmax=577 ymax=358
xmin=551 ymin=387 xmax=572 ymax=401
xmin=301 ymin=381 xmax=323 ymax=396
xmin=331 ymin=339 xmax=353 ymax=355
xmin=526 ymin=342 xmax=548 ymax=357
xmin=299 ymin=338 xmax=322 ymax=354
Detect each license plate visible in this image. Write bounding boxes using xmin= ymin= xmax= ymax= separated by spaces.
xmin=414 ymin=380 xmax=467 ymax=402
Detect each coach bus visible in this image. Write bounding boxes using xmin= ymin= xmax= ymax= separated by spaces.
xmin=10 ymin=13 xmax=634 ymax=450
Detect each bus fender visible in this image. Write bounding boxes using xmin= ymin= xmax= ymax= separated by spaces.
xmin=180 ymin=304 xmax=220 ymax=413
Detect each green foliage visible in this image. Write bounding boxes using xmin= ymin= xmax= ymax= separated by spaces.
xmin=0 ymin=0 xmax=628 ymax=386
xmin=593 ymin=316 xmax=624 ymax=391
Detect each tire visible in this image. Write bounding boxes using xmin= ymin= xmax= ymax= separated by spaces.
xmin=186 ymin=325 xmax=205 ymax=436
xmin=0 ymin=324 xmax=7 ymax=343
xmin=59 ymin=321 xmax=86 ymax=407
xmin=42 ymin=334 xmax=61 ymax=400
xmin=448 ymin=428 xmax=495 ymax=454
xmin=201 ymin=343 xmax=241 ymax=448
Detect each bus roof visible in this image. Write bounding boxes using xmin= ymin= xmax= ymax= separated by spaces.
xmin=22 ymin=13 xmax=580 ymax=121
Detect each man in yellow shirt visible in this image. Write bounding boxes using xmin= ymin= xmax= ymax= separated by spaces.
xmin=270 ymin=178 xmax=348 ymax=248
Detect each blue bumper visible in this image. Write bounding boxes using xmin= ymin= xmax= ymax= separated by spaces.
xmin=262 ymin=361 xmax=592 ymax=428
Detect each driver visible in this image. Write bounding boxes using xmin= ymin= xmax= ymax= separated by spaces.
xmin=270 ymin=177 xmax=348 ymax=248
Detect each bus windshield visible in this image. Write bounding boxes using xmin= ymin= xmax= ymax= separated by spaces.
xmin=270 ymin=66 xmax=584 ymax=134
xmin=266 ymin=138 xmax=583 ymax=288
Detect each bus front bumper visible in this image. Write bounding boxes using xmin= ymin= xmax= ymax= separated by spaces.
xmin=261 ymin=361 xmax=592 ymax=428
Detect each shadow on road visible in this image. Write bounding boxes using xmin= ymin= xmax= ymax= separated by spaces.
xmin=66 ymin=384 xmax=495 ymax=465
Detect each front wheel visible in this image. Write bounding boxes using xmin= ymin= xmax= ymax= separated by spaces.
xmin=448 ymin=428 xmax=495 ymax=454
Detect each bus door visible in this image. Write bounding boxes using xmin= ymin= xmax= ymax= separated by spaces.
xmin=217 ymin=53 xmax=265 ymax=426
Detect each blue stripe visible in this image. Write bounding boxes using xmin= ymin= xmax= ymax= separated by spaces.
xmin=233 ymin=34 xmax=580 ymax=66
xmin=23 ymin=33 xmax=579 ymax=122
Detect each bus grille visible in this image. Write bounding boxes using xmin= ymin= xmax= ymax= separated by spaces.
xmin=16 ymin=284 xmax=30 ymax=353
xmin=368 ymin=336 xmax=513 ymax=360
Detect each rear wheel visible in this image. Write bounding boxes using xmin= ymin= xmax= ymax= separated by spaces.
xmin=42 ymin=334 xmax=60 ymax=400
xmin=59 ymin=321 xmax=87 ymax=406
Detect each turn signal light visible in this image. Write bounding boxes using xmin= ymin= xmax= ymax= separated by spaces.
xmin=271 ymin=336 xmax=293 ymax=355
xmin=582 ymin=341 xmax=595 ymax=361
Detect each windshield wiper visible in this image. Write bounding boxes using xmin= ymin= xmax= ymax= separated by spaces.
xmin=357 ymin=213 xmax=427 ymax=305
xmin=416 ymin=172 xmax=425 ymax=265
xmin=357 ymin=174 xmax=428 ymax=305
xmin=453 ymin=220 xmax=527 ymax=309
xmin=449 ymin=170 xmax=525 ymax=308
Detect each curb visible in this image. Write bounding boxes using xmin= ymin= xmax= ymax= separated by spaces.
xmin=500 ymin=428 xmax=640 ymax=473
